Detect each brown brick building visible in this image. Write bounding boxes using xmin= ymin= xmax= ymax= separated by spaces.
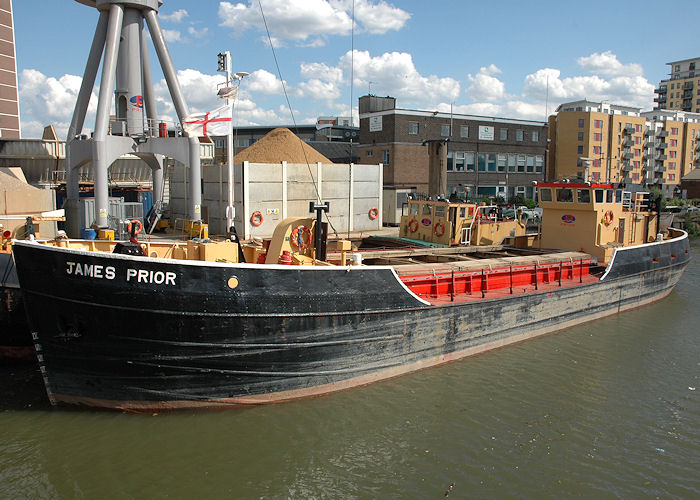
xmin=357 ymin=95 xmax=548 ymax=201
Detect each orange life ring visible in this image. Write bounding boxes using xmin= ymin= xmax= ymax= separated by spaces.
xmin=433 ymin=221 xmax=445 ymax=237
xmin=602 ymin=210 xmax=614 ymax=226
xmin=250 ymin=211 xmax=264 ymax=227
xmin=290 ymin=225 xmax=312 ymax=250
xmin=408 ymin=218 xmax=419 ymax=233
xmin=126 ymin=219 xmax=143 ymax=235
xmin=368 ymin=207 xmax=379 ymax=220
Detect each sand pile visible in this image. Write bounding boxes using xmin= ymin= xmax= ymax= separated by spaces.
xmin=233 ymin=127 xmax=331 ymax=164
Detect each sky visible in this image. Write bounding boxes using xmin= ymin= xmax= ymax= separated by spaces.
xmin=12 ymin=0 xmax=699 ymax=139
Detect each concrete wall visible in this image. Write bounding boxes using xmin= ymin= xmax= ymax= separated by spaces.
xmin=181 ymin=161 xmax=382 ymax=238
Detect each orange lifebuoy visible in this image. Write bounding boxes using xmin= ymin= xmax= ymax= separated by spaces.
xmin=408 ymin=218 xmax=419 ymax=233
xmin=126 ymin=219 xmax=143 ymax=235
xmin=602 ymin=210 xmax=614 ymax=226
xmin=368 ymin=206 xmax=379 ymax=220
xmin=290 ymin=225 xmax=312 ymax=250
xmin=434 ymin=221 xmax=445 ymax=237
xmin=250 ymin=211 xmax=264 ymax=227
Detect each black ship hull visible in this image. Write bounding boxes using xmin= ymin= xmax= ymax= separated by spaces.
xmin=0 ymin=251 xmax=33 ymax=361
xmin=12 ymin=232 xmax=690 ymax=411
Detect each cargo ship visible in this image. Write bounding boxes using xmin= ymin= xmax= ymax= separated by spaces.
xmin=11 ymin=182 xmax=690 ymax=411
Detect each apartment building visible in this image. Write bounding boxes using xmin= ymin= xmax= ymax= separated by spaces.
xmin=358 ymin=95 xmax=548 ymax=201
xmin=0 ymin=0 xmax=19 ymax=139
xmin=549 ymin=100 xmax=700 ymax=197
xmin=654 ymin=57 xmax=700 ymax=113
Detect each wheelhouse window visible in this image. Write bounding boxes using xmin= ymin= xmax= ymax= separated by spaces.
xmin=577 ymin=189 xmax=591 ymax=203
xmin=422 ymin=204 xmax=432 ymax=216
xmin=435 ymin=205 xmax=446 ymax=218
xmin=556 ymin=188 xmax=574 ymax=202
xmin=410 ymin=203 xmax=419 ymax=215
xmin=539 ymin=188 xmax=553 ymax=202
xmin=594 ymin=189 xmax=604 ymax=203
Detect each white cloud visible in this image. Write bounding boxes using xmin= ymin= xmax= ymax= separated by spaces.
xmin=577 ymin=50 xmax=643 ymax=77
xmin=299 ymin=62 xmax=343 ymax=84
xmin=246 ymin=69 xmax=286 ymax=95
xmin=344 ymin=0 xmax=412 ymax=34
xmin=18 ymin=69 xmax=98 ymax=138
xmin=218 ymin=0 xmax=409 ymax=46
xmin=159 ymin=9 xmax=189 ymax=23
xmin=339 ymin=50 xmax=460 ymax=108
xmin=187 ymin=26 xmax=209 ymax=39
xmin=466 ymin=65 xmax=506 ymax=102
xmin=162 ymin=29 xmax=182 ymax=43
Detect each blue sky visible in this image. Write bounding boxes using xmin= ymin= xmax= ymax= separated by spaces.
xmin=13 ymin=0 xmax=699 ymax=139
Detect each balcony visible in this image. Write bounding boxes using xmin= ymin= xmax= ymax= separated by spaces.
xmin=654 ymin=96 xmax=666 ymax=104
xmin=655 ymin=86 xmax=667 ymax=93
xmin=657 ymin=130 xmax=669 ymax=137
xmin=684 ymin=91 xmax=693 ymax=99
xmin=655 ymin=166 xmax=667 ymax=173
xmin=644 ymin=129 xmax=654 ymax=137
xmin=623 ymin=125 xmax=635 ymax=135
xmin=621 ymin=176 xmax=633 ymax=184
xmin=684 ymin=82 xmax=694 ymax=89
xmin=644 ymin=140 xmax=654 ymax=148
xmin=622 ymin=137 xmax=634 ymax=147
xmin=655 ymin=154 xmax=668 ymax=161
xmin=622 ymin=152 xmax=635 ymax=159
xmin=656 ymin=142 xmax=668 ymax=149
xmin=621 ymin=164 xmax=633 ymax=172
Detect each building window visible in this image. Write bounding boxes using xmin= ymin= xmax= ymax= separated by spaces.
xmin=497 ymin=154 xmax=507 ymax=172
xmin=460 ymin=126 xmax=469 ymax=138
xmin=508 ymin=154 xmax=517 ymax=173
xmin=593 ymin=146 xmax=601 ymax=155
xmin=516 ymin=130 xmax=524 ymax=141
xmin=477 ymin=153 xmax=486 ymax=172
xmin=578 ymin=119 xmax=585 ymax=128
xmin=465 ymin=152 xmax=475 ymax=171
xmin=408 ymin=121 xmax=419 ymax=135
xmin=532 ymin=131 xmax=539 ymax=142
xmin=636 ymin=124 xmax=643 ymax=132
xmin=487 ymin=154 xmax=497 ymax=172
xmin=668 ymin=162 xmax=676 ymax=169
xmin=441 ymin=124 xmax=451 ymax=137
xmin=593 ymin=133 xmax=602 ymax=141
xmin=455 ymin=152 xmax=465 ymax=171
xmin=577 ymin=145 xmax=584 ymax=154
xmin=526 ymin=156 xmax=535 ymax=173
xmin=517 ymin=154 xmax=526 ymax=173
xmin=635 ymin=136 xmax=641 ymax=144
xmin=669 ymin=150 xmax=677 ymax=158
xmin=635 ymin=149 xmax=641 ymax=157
xmin=535 ymin=156 xmax=544 ymax=173
xmin=670 ymin=139 xmax=678 ymax=146
xmin=366 ymin=150 xmax=373 ymax=157
xmin=382 ymin=149 xmax=390 ymax=164
xmin=578 ymin=132 xmax=584 ymax=141
xmin=668 ymin=173 xmax=676 ymax=181
xmin=671 ymin=127 xmax=678 ymax=135
xmin=594 ymin=119 xmax=603 ymax=128
xmin=500 ymin=128 xmax=508 ymax=140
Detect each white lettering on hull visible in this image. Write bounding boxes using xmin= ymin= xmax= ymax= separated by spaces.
xmin=66 ymin=261 xmax=176 ymax=285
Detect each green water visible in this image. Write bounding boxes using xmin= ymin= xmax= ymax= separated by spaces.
xmin=1 ymin=246 xmax=698 ymax=499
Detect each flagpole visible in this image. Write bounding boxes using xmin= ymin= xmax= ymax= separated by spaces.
xmin=224 ymin=51 xmax=234 ymax=234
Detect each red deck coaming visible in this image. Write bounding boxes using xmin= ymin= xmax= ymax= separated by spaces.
xmin=400 ymin=259 xmax=597 ymax=303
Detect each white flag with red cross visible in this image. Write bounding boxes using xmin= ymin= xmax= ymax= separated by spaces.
xmin=183 ymin=104 xmax=232 ymax=136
